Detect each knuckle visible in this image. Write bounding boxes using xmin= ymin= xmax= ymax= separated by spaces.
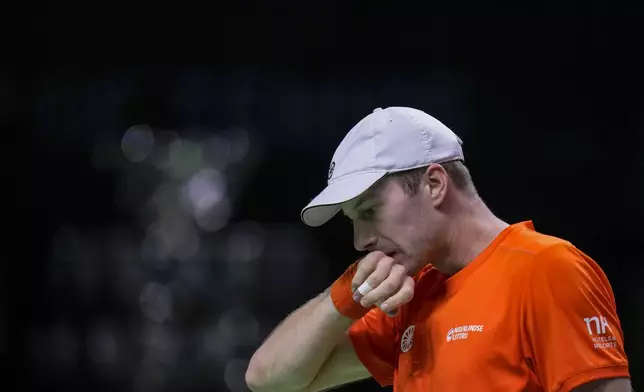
xmin=391 ymin=264 xmax=406 ymax=276
xmin=377 ymin=256 xmax=394 ymax=270
xmin=399 ymin=285 xmax=415 ymax=301
xmin=382 ymin=281 xmax=399 ymax=293
xmin=360 ymin=296 xmax=376 ymax=307
xmin=352 ymin=270 xmax=367 ymax=285
xmin=387 ymin=278 xmax=414 ymax=303
xmin=361 ymin=291 xmax=379 ymax=305
xmin=358 ymin=256 xmax=375 ymax=270
xmin=357 ymin=261 xmax=376 ymax=276
xmin=401 ymin=286 xmax=414 ymax=299
xmin=367 ymin=272 xmax=386 ymax=287
xmin=361 ymin=251 xmax=382 ymax=268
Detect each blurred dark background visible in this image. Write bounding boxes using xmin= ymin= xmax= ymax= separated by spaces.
xmin=10 ymin=5 xmax=644 ymax=391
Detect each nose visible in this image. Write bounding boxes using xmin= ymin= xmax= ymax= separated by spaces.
xmin=353 ymin=220 xmax=376 ymax=252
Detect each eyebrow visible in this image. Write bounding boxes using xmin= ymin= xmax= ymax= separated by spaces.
xmin=354 ymin=197 xmax=370 ymax=211
xmin=345 ymin=193 xmax=377 ymax=217
xmin=343 ymin=180 xmax=384 ymax=217
xmin=342 ymin=196 xmax=365 ymax=217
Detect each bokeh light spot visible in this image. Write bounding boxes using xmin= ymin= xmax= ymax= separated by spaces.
xmin=224 ymin=358 xmax=250 ymax=392
xmin=227 ymin=221 xmax=266 ymax=264
xmin=121 ymin=125 xmax=155 ymax=163
xmin=139 ymin=282 xmax=173 ymax=323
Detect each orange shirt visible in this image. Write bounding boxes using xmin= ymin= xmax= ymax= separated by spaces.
xmin=348 ymin=221 xmax=630 ymax=391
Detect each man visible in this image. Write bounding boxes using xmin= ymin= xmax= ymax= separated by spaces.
xmin=245 ymin=107 xmax=631 ymax=391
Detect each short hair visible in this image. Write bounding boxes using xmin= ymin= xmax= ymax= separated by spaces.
xmin=393 ymin=160 xmax=477 ymax=196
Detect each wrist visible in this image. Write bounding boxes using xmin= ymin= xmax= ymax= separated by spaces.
xmin=330 ymin=262 xmax=371 ymax=320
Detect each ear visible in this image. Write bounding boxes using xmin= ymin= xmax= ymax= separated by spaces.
xmin=423 ymin=163 xmax=449 ymax=206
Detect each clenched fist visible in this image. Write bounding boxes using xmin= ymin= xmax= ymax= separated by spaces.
xmin=351 ymin=251 xmax=415 ymax=316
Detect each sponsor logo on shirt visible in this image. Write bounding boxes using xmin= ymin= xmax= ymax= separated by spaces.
xmin=446 ymin=324 xmax=484 ymax=343
xmin=584 ymin=315 xmax=618 ymax=349
xmin=401 ymin=325 xmax=415 ymax=352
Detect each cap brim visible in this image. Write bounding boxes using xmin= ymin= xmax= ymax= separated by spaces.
xmin=301 ymin=171 xmax=388 ymax=227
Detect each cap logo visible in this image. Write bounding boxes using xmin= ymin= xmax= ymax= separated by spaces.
xmin=328 ymin=161 xmax=335 ymax=181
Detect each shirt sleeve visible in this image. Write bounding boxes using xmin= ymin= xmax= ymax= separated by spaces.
xmin=348 ymin=307 xmax=398 ymax=386
xmin=522 ymin=242 xmax=630 ymax=392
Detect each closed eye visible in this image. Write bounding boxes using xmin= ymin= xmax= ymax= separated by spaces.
xmin=359 ymin=207 xmax=376 ymax=220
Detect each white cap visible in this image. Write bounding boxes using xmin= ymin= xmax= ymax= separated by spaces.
xmin=301 ymin=106 xmax=464 ymax=227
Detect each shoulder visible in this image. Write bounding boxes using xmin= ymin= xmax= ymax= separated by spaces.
xmin=503 ymin=225 xmax=572 ymax=257
xmin=506 ymin=228 xmax=598 ymax=275
xmin=511 ymin=234 xmax=614 ymax=305
xmin=503 ymin=228 xmax=613 ymax=296
xmin=528 ymin=237 xmax=605 ymax=282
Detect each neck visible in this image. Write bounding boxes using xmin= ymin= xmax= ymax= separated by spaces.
xmin=437 ymin=198 xmax=508 ymax=275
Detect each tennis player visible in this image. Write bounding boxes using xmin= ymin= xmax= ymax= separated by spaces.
xmin=246 ymin=107 xmax=631 ymax=391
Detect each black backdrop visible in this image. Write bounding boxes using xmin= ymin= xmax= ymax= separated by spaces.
xmin=12 ymin=5 xmax=644 ymax=391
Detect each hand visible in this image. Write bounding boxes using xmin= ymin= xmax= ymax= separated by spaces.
xmin=351 ymin=251 xmax=415 ymax=316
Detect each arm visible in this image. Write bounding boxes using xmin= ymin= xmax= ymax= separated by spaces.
xmin=245 ymin=291 xmax=363 ymax=392
xmin=246 ymin=252 xmax=412 ymax=392
xmin=572 ymin=377 xmax=632 ymax=392
xmin=304 ymin=333 xmax=371 ymax=392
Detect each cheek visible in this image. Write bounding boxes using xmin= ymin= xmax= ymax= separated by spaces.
xmin=377 ymin=208 xmax=422 ymax=246
xmin=400 ymin=207 xmax=433 ymax=248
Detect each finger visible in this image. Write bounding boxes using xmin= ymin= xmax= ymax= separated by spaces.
xmin=379 ymin=276 xmax=415 ymax=314
xmin=351 ymin=251 xmax=387 ymax=293
xmin=356 ymin=281 xmax=373 ymax=296
xmin=352 ymin=255 xmax=394 ymax=302
xmin=376 ymin=301 xmax=397 ymax=317
xmin=360 ymin=264 xmax=407 ymax=307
